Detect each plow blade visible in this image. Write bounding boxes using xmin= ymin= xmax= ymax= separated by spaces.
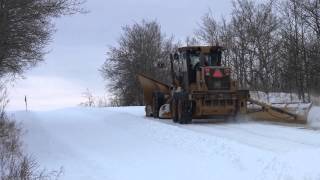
xmin=247 ymin=99 xmax=312 ymax=124
xmin=137 ymin=73 xmax=170 ymax=107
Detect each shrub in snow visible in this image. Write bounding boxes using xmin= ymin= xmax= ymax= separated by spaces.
xmin=0 ymin=85 xmax=61 ymax=180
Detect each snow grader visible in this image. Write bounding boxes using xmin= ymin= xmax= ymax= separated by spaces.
xmin=137 ymin=46 xmax=311 ymax=124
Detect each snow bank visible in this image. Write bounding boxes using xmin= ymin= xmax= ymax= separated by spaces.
xmin=250 ymin=91 xmax=304 ymax=104
xmin=308 ymin=106 xmax=320 ymax=129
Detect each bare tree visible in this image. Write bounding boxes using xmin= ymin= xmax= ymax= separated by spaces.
xmin=0 ymin=82 xmax=63 ymax=180
xmin=0 ymin=1 xmax=85 ymax=178
xmin=80 ymin=88 xmax=95 ymax=107
xmin=227 ymin=0 xmax=280 ymax=94
xmin=195 ymin=9 xmax=221 ymax=46
xmin=0 ymin=0 xmax=85 ymax=78
xmin=276 ymin=0 xmax=320 ymax=101
xmin=185 ymin=36 xmax=199 ymax=46
xmin=192 ymin=0 xmax=320 ymax=101
xmin=96 ymin=95 xmax=109 ymax=107
xmin=101 ymin=20 xmax=175 ymax=106
xmin=298 ymin=0 xmax=320 ymax=96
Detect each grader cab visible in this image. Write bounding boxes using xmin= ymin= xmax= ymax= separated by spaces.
xmin=137 ymin=46 xmax=310 ymax=124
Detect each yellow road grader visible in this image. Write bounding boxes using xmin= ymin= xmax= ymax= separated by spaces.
xmin=137 ymin=46 xmax=311 ymax=124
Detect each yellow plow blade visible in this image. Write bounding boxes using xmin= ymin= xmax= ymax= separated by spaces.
xmin=246 ymin=99 xmax=312 ymax=124
xmin=137 ymin=73 xmax=170 ymax=106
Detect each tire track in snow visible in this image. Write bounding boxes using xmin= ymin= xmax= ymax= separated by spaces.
xmin=179 ymin=122 xmax=320 ymax=153
xmin=145 ymin=116 xmax=320 ymax=153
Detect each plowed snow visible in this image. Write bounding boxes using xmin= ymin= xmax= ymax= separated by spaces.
xmin=12 ymin=107 xmax=320 ymax=180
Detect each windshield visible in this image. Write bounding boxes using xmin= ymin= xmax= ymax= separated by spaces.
xmin=189 ymin=52 xmax=222 ymax=68
xmin=206 ymin=53 xmax=221 ymax=66
xmin=190 ymin=53 xmax=200 ymax=68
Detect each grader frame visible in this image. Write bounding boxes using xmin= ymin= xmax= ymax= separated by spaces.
xmin=137 ymin=46 xmax=310 ymax=124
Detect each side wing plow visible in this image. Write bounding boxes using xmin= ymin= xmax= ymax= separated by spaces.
xmin=247 ymin=99 xmax=312 ymax=124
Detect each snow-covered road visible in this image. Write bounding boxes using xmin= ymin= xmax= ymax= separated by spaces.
xmin=12 ymin=107 xmax=320 ymax=180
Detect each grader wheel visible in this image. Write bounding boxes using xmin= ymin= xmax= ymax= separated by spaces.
xmin=172 ymin=92 xmax=192 ymax=124
xmin=152 ymin=92 xmax=165 ymax=118
xmin=171 ymin=93 xmax=179 ymax=123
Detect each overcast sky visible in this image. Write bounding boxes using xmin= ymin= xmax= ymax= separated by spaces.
xmin=7 ymin=0 xmax=232 ymax=111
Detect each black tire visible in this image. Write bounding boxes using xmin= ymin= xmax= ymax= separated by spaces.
xmin=176 ymin=92 xmax=192 ymax=124
xmin=152 ymin=92 xmax=165 ymax=118
xmin=171 ymin=93 xmax=179 ymax=123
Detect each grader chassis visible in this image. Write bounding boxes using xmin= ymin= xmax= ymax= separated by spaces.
xmin=137 ymin=46 xmax=309 ymax=124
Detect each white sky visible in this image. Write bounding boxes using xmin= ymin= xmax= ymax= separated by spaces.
xmin=7 ymin=0 xmax=232 ymax=111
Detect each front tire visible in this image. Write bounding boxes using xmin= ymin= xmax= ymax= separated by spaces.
xmin=176 ymin=92 xmax=192 ymax=124
xmin=171 ymin=93 xmax=179 ymax=123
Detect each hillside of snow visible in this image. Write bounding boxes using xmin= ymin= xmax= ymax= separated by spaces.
xmin=10 ymin=106 xmax=320 ymax=180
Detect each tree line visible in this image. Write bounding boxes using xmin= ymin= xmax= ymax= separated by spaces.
xmin=101 ymin=0 xmax=320 ymax=105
